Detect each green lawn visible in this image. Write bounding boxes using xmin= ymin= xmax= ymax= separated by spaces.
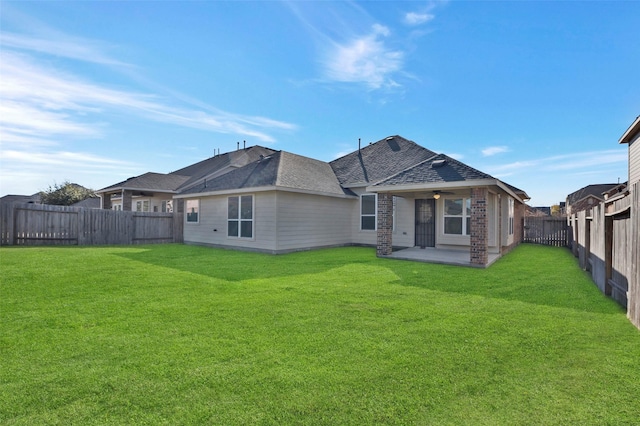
xmin=1 ymin=244 xmax=639 ymax=425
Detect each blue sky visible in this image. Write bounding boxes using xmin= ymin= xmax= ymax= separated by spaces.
xmin=1 ymin=1 xmax=637 ymax=206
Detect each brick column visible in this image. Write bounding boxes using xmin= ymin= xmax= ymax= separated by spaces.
xmin=470 ymin=187 xmax=488 ymax=266
xmin=122 ymin=190 xmax=133 ymax=211
xmin=376 ymin=193 xmax=393 ymax=256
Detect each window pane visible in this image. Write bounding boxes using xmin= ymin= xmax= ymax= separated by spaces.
xmin=444 ymin=217 xmax=462 ymax=234
xmin=241 ymin=196 xmax=253 ymax=219
xmin=228 ymin=197 xmax=239 ymax=219
xmin=240 ymin=221 xmax=253 ymax=238
xmin=361 ymin=216 xmax=376 ymax=230
xmin=445 ymin=199 xmax=462 ymax=215
xmin=228 ymin=220 xmax=238 ymax=237
xmin=186 ymin=200 xmax=199 ymax=223
xmin=466 ymin=217 xmax=471 ymax=235
xmin=362 ymin=195 xmax=375 ymax=215
xmin=466 ymin=198 xmax=471 ymax=215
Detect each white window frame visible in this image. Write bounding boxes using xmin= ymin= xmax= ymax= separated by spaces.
xmin=228 ymin=195 xmax=254 ymax=239
xmin=508 ymin=197 xmax=514 ymax=235
xmin=135 ymin=200 xmax=150 ymax=212
xmin=443 ymin=197 xmax=471 ymax=236
xmin=186 ymin=199 xmax=199 ymax=223
xmin=360 ymin=194 xmax=377 ymax=231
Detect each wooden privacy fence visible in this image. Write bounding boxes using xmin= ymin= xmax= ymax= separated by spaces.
xmin=523 ymin=216 xmax=570 ymax=247
xmin=1 ymin=202 xmax=184 ymax=246
xmin=568 ymin=181 xmax=639 ymax=330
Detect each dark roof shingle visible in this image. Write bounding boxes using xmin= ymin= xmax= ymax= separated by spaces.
xmin=330 ymin=135 xmax=437 ymax=186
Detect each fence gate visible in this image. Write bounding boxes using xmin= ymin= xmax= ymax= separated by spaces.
xmin=523 ymin=216 xmax=570 ymax=247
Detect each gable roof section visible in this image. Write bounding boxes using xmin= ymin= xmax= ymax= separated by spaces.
xmin=178 ymin=151 xmax=351 ymax=197
xmin=98 ymin=172 xmax=191 ymax=193
xmin=174 ymin=146 xmax=276 ymax=190
xmin=330 ymin=135 xmax=437 ymax=187
xmin=370 ymin=154 xmax=530 ymax=201
xmin=566 ymin=183 xmax=619 ymax=206
xmin=371 ymin=154 xmax=494 ymax=186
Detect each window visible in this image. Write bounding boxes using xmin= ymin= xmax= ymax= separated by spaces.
xmin=186 ymin=199 xmax=199 ymax=223
xmin=135 ymin=200 xmax=150 ymax=212
xmin=508 ymin=197 xmax=514 ymax=235
xmin=360 ymin=194 xmax=376 ymax=230
xmin=228 ymin=195 xmax=253 ymax=238
xmin=444 ymin=198 xmax=471 ymax=235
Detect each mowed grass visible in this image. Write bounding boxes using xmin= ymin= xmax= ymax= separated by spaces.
xmin=1 ymin=244 xmax=639 ymax=425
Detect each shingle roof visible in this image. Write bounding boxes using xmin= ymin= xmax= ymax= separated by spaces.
xmin=174 ymin=146 xmax=276 ymax=190
xmin=99 ymin=172 xmax=190 ymax=193
xmin=180 ymin=151 xmax=350 ymax=197
xmin=566 ymin=184 xmax=619 ymax=205
xmin=329 ymin=135 xmax=437 ymax=186
xmin=371 ymin=154 xmax=494 ymax=186
xmin=97 ymin=146 xmax=276 ymax=193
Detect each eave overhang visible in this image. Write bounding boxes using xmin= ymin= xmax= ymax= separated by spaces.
xmin=367 ymin=178 xmax=530 ymax=203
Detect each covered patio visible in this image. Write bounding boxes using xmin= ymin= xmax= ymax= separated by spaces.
xmin=382 ymin=246 xmax=501 ymax=268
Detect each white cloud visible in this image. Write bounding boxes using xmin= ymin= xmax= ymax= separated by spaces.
xmin=323 ymin=24 xmax=403 ymax=89
xmin=404 ymin=12 xmax=434 ymax=26
xmin=481 ymin=146 xmax=510 ymax=156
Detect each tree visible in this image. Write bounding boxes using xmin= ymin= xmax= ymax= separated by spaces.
xmin=550 ymin=204 xmax=561 ymax=216
xmin=39 ymin=181 xmax=96 ymax=206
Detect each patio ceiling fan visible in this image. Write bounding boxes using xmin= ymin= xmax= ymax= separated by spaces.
xmin=431 ymin=190 xmax=453 ymax=199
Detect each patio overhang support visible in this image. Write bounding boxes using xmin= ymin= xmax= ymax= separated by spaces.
xmin=376 ymin=193 xmax=393 ymax=256
xmin=470 ymin=187 xmax=489 ymax=266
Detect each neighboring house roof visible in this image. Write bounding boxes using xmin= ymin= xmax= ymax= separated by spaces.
xmin=619 ymin=115 xmax=640 ymax=144
xmin=329 ymin=135 xmax=437 ymax=187
xmin=98 ymin=172 xmax=191 ymax=193
xmin=178 ymin=151 xmax=351 ymax=198
xmin=0 ymin=193 xmax=41 ymax=205
xmin=566 ymin=184 xmax=619 ymax=206
xmin=97 ymin=146 xmax=277 ymax=194
xmin=71 ymin=197 xmax=101 ymax=208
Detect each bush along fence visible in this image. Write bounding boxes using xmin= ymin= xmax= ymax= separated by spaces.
xmin=0 ymin=202 xmax=184 ymax=246
xmin=568 ymin=181 xmax=639 ymax=329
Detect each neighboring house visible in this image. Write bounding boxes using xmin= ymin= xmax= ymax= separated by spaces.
xmin=71 ymin=196 xmax=101 ymax=209
xmin=620 ymin=115 xmax=640 ymax=187
xmin=526 ymin=206 xmax=550 ymax=217
xmin=174 ymin=136 xmax=529 ymax=267
xmin=565 ymin=184 xmax=619 ymax=215
xmin=96 ymin=146 xmax=276 ymax=212
xmin=0 ymin=193 xmax=41 ymax=206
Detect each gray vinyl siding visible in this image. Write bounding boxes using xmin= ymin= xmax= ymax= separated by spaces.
xmin=274 ymin=192 xmax=353 ymax=251
xmin=183 ymin=192 xmax=277 ymax=252
xmin=629 ymin=136 xmax=639 ymax=186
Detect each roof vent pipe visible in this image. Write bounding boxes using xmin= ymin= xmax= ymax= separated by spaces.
xmin=244 ymin=140 xmax=246 ymax=149
xmin=237 ymin=142 xmax=240 ymax=151
xmin=358 ymin=138 xmax=361 ymax=152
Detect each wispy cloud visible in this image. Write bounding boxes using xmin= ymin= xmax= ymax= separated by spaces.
xmin=0 ymin=38 xmax=297 ymax=146
xmin=487 ymin=150 xmax=627 ymax=174
xmin=404 ymin=12 xmax=434 ymax=26
xmin=323 ymin=24 xmax=403 ymax=89
xmin=482 ymin=146 xmax=510 ymax=157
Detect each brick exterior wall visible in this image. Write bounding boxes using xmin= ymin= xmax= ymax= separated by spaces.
xmin=470 ymin=187 xmax=488 ymax=266
xmin=376 ymin=193 xmax=393 ymax=256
